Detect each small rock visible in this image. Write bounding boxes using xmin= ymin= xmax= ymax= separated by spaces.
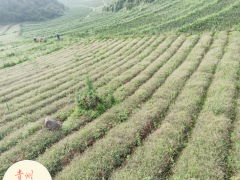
xmin=44 ymin=118 xmax=61 ymax=130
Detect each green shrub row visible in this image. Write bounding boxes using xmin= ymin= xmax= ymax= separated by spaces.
xmin=0 ymin=37 xmax=148 ymax=151
xmin=111 ymin=31 xmax=227 ymax=179
xmin=35 ymin=34 xmax=196 ymax=176
xmin=53 ymin=34 xmax=211 ymax=180
xmin=0 ymin=37 xmax=162 ymax=175
xmin=0 ymin=39 xmax=128 ymax=121
xmin=172 ymin=31 xmax=240 ymax=179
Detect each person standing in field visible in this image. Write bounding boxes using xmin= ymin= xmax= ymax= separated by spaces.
xmin=43 ymin=36 xmax=46 ymax=42
xmin=38 ymin=36 xmax=41 ymax=42
xmin=34 ymin=37 xmax=36 ymax=43
xmin=57 ymin=33 xmax=60 ymax=41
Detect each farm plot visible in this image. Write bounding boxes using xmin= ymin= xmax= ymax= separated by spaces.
xmin=1 ymin=32 xmax=240 ymax=180
xmin=171 ymin=31 xmax=240 ymax=179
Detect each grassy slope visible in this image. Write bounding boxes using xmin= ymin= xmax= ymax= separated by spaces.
xmin=1 ymin=0 xmax=240 ymax=179
xmin=1 ymin=31 xmax=240 ymax=180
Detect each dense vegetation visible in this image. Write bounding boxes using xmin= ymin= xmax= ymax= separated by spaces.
xmin=0 ymin=0 xmax=65 ymax=23
xmin=2 ymin=0 xmax=240 ymax=43
xmin=102 ymin=0 xmax=155 ymax=12
xmin=1 ymin=31 xmax=240 ymax=180
xmin=1 ymin=0 xmax=240 ymax=179
xmin=98 ymin=0 xmax=240 ymax=36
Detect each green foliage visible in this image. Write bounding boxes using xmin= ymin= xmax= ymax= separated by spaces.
xmin=74 ymin=76 xmax=116 ymax=120
xmin=97 ymin=0 xmax=240 ymax=38
xmin=103 ymin=0 xmax=155 ymax=12
xmin=75 ymin=76 xmax=99 ymax=110
xmin=0 ymin=0 xmax=65 ymax=23
xmin=126 ymin=2 xmax=134 ymax=10
xmin=1 ymin=56 xmax=29 ymax=69
xmin=6 ymin=52 xmax=15 ymax=57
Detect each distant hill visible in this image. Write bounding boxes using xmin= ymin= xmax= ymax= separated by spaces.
xmin=0 ymin=0 xmax=65 ymax=23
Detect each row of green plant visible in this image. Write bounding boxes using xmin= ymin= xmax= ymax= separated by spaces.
xmin=61 ymin=36 xmax=166 ymax=132
xmin=111 ymin=31 xmax=227 ymax=179
xmin=0 ymin=39 xmax=127 ymax=120
xmin=0 ymin=41 xmax=72 ymax=69
xmin=0 ymin=33 xmax=180 ymax=176
xmin=60 ymin=0 xmax=240 ymax=39
xmin=0 ymin=36 xmax=162 ymax=175
xmin=0 ymin=39 xmax=120 ymax=113
xmin=1 ymin=39 xmax=56 ymax=59
xmin=230 ymin=94 xmax=240 ymax=179
xmin=0 ymin=37 xmax=150 ymax=164
xmin=98 ymin=0 xmax=210 ymax=35
xmin=0 ymin=39 xmax=128 ymax=127
xmin=102 ymin=35 xmax=177 ymax=100
xmin=0 ymin=42 xmax=87 ymax=105
xmin=177 ymin=0 xmax=240 ymax=33
xmin=144 ymin=0 xmax=231 ymax=34
xmin=53 ymin=34 xmax=210 ymax=180
xmin=0 ymin=39 xmax=120 ymax=107
xmin=0 ymin=39 xmax=105 ymax=96
xmin=102 ymin=0 xmax=236 ymax=36
xmin=0 ymin=40 xmax=115 ymax=126
xmin=171 ymin=31 xmax=240 ymax=179
xmin=1 ymin=37 xmax=147 ymax=145
xmin=102 ymin=0 xmax=155 ymax=12
xmin=34 ymin=34 xmax=193 ymax=176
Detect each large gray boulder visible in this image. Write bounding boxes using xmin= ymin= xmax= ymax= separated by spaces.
xmin=44 ymin=118 xmax=61 ymax=130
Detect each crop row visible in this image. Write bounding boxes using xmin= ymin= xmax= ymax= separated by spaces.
xmin=0 ymin=39 xmax=124 ymax=115
xmin=0 ymin=37 xmax=146 ymax=139
xmin=100 ymin=35 xmax=178 ymax=99
xmin=0 ymin=42 xmax=85 ymax=86
xmin=62 ymin=35 xmax=176 ymax=132
xmin=0 ymin=40 xmax=75 ymax=68
xmin=0 ymin=38 xmax=83 ymax=75
xmin=0 ymin=39 xmax=111 ymax=98
xmin=0 ymin=41 xmax=99 ymax=98
xmin=153 ymin=0 xmax=228 ymax=33
xmin=98 ymin=0 xmax=210 ymax=36
xmin=0 ymin=35 xmax=165 ymax=174
xmin=0 ymin=38 xmax=128 ymax=119
xmin=53 ymin=34 xmax=211 ymax=180
xmin=34 ymin=34 xmax=194 ymax=176
xmin=0 ymin=39 xmax=107 ymax=87
xmin=0 ymin=38 xmax=103 ymax=81
xmin=230 ymin=90 xmax=240 ymax=179
xmin=1 ymin=36 xmax=159 ymax=144
xmin=171 ymin=31 xmax=240 ymax=179
xmin=110 ymin=31 xmax=227 ymax=179
xmin=177 ymin=1 xmax=240 ymax=33
xmin=0 ymin=34 xmax=188 ymax=176
xmin=125 ymin=0 xmax=228 ymax=35
xmin=0 ymin=35 xmax=156 ymax=150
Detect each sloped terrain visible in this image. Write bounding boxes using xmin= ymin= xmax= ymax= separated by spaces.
xmin=97 ymin=0 xmax=240 ymax=35
xmin=15 ymin=0 xmax=240 ymax=42
xmin=1 ymin=31 xmax=240 ymax=179
xmin=0 ymin=0 xmax=65 ymax=23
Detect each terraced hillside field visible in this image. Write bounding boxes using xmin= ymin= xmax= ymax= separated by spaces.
xmin=1 ymin=31 xmax=240 ymax=180
xmin=66 ymin=0 xmax=240 ymax=38
xmin=17 ymin=0 xmax=240 ymax=42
